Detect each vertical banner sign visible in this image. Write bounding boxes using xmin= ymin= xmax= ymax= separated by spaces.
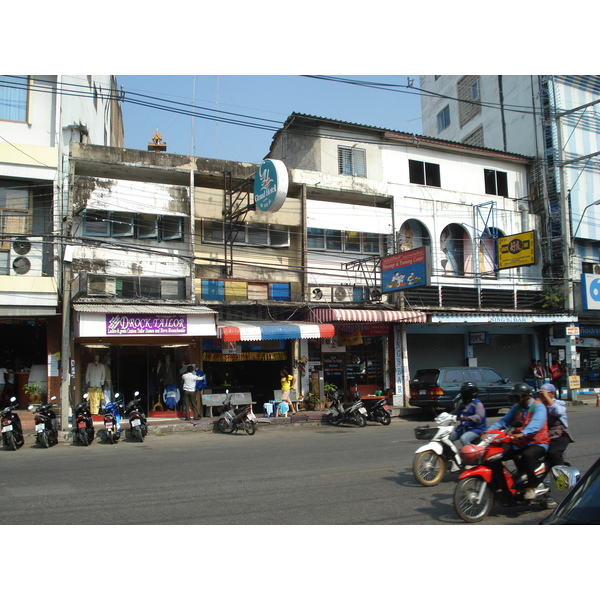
xmin=254 ymin=160 xmax=289 ymax=212
xmin=381 ymin=247 xmax=429 ymax=293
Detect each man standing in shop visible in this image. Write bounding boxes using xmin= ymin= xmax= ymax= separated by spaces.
xmin=181 ymin=365 xmax=205 ymax=420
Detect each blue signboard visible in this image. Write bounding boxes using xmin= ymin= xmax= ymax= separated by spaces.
xmin=381 ymin=247 xmax=430 ymax=293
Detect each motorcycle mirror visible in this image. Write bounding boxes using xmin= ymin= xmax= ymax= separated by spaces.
xmin=134 ymin=391 xmax=140 ymax=398
xmin=115 ymin=392 xmax=120 ymax=399
xmin=9 ymin=396 xmax=16 ymax=402
xmin=50 ymin=396 xmax=57 ymax=401
xmin=225 ymin=389 xmax=229 ymax=394
xmin=27 ymin=404 xmax=34 ymax=411
xmin=83 ymin=393 xmax=88 ymax=399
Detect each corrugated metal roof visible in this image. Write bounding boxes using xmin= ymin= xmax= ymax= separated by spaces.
xmin=73 ymin=304 xmax=217 ymax=315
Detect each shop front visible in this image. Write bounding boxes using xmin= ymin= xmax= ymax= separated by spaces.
xmin=204 ymin=320 xmax=335 ymax=410
xmin=305 ymin=308 xmax=427 ymax=402
xmin=72 ymin=304 xmax=218 ymax=415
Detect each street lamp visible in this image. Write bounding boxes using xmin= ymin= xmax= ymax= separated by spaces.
xmin=572 ymin=198 xmax=600 ymax=240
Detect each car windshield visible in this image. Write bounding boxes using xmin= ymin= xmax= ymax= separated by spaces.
xmin=544 ymin=460 xmax=600 ymax=524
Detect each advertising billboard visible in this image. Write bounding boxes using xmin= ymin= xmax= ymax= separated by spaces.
xmin=497 ymin=230 xmax=536 ymax=270
xmin=381 ymin=247 xmax=430 ymax=293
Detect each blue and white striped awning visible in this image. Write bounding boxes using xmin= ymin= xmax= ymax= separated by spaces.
xmin=217 ymin=321 xmax=336 ymax=342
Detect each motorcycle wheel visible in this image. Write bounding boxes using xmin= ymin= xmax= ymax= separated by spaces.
xmin=106 ymin=430 xmax=114 ymax=445
xmin=413 ymin=450 xmax=446 ymax=486
xmin=87 ymin=429 xmax=95 ymax=444
xmin=355 ymin=414 xmax=366 ymax=427
xmin=3 ymin=432 xmax=17 ymax=451
xmin=326 ymin=413 xmax=337 ymax=426
xmin=141 ymin=424 xmax=148 ymax=437
xmin=39 ymin=432 xmax=50 ymax=448
xmin=81 ymin=430 xmax=89 ymax=446
xmin=244 ymin=421 xmax=256 ymax=436
xmin=378 ymin=412 xmax=392 ymax=426
xmin=133 ymin=426 xmax=144 ymax=442
xmin=217 ymin=418 xmax=230 ymax=434
xmin=454 ymin=477 xmax=493 ymax=523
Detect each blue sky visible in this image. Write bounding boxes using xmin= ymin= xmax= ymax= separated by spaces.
xmin=118 ymin=75 xmax=423 ymax=164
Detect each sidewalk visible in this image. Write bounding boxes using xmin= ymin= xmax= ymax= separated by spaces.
xmin=14 ymin=393 xmax=597 ymax=442
xmin=14 ymin=405 xmax=420 ymax=440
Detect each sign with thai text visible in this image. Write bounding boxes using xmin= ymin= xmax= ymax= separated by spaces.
xmin=106 ymin=314 xmax=187 ymax=335
xmin=498 ymin=231 xmax=536 ymax=270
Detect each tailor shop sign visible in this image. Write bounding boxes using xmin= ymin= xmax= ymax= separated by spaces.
xmin=106 ymin=314 xmax=187 ymax=335
xmin=254 ymin=159 xmax=289 ymax=212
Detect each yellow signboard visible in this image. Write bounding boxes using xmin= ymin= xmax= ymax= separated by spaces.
xmin=568 ymin=375 xmax=581 ymax=390
xmin=498 ymin=231 xmax=536 ymax=270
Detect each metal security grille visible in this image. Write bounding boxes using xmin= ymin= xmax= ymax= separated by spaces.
xmin=338 ymin=146 xmax=367 ymax=177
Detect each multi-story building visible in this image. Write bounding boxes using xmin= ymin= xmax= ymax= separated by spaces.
xmin=0 ymin=75 xmax=123 ymax=408
xmin=66 ymin=143 xmax=338 ymax=415
xmin=267 ymin=113 xmax=575 ymax=402
xmin=420 ymin=75 xmax=600 ymax=393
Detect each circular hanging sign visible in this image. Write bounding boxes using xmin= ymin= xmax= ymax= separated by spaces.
xmin=254 ymin=159 xmax=288 ymax=212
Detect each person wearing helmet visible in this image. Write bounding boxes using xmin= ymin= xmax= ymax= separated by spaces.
xmin=484 ymin=382 xmax=549 ymax=500
xmin=449 ymin=382 xmax=487 ymax=447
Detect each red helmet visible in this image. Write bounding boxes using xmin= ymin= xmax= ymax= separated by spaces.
xmin=459 ymin=444 xmax=485 ymax=465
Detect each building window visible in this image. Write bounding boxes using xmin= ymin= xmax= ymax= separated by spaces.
xmin=458 ymin=75 xmax=482 ymax=127
xmin=338 ymin=146 xmax=367 ymax=177
xmin=0 ymin=76 xmax=28 ymax=122
xmin=308 ymin=227 xmax=382 ymax=254
xmin=437 ymin=105 xmax=451 ymax=133
xmin=203 ymin=220 xmax=290 ymax=248
xmin=0 ymin=183 xmax=32 ymax=250
xmin=484 ymin=169 xmax=509 ymax=197
xmin=84 ymin=210 xmax=184 ymax=241
xmin=409 ymin=159 xmax=441 ymax=187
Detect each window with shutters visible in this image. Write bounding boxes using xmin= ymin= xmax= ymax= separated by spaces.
xmin=338 ymin=146 xmax=367 ymax=177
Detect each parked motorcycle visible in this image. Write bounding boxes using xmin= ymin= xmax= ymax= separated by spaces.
xmin=325 ymin=390 xmax=367 ymax=427
xmin=31 ymin=397 xmax=59 ymax=448
xmin=412 ymin=412 xmax=467 ymax=486
xmin=1 ymin=397 xmax=25 ymax=451
xmin=125 ymin=391 xmax=148 ymax=442
xmin=364 ymin=396 xmax=392 ymax=426
xmin=102 ymin=392 xmax=124 ymax=444
xmin=217 ymin=391 xmax=257 ymax=435
xmin=73 ymin=396 xmax=95 ymax=446
xmin=453 ymin=426 xmax=552 ymax=522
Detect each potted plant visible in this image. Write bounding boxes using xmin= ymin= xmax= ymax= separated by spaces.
xmin=23 ymin=380 xmax=44 ymax=403
xmin=322 ymin=382 xmax=337 ymax=409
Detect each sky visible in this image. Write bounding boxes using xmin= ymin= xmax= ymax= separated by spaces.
xmin=117 ymin=75 xmax=423 ymax=164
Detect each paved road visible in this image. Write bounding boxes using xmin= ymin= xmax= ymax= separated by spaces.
xmin=2 ymin=404 xmax=599 ymax=526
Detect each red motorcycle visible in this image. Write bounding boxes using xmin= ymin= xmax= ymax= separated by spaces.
xmin=453 ymin=427 xmax=552 ymax=522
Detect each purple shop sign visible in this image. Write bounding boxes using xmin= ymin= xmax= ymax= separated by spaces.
xmin=106 ymin=314 xmax=188 ymax=335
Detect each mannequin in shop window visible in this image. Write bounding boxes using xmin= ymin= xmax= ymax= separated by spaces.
xmin=85 ymin=354 xmax=106 ymax=415
xmin=158 ymin=354 xmax=178 ymax=410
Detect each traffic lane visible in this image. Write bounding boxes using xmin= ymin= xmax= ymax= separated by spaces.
xmin=0 ymin=426 xmax=552 ymax=525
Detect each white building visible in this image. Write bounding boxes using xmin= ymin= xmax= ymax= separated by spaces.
xmin=0 ymin=75 xmax=123 ymax=403
xmin=420 ymin=75 xmax=599 ymax=390
xmin=268 ymin=113 xmax=574 ymax=400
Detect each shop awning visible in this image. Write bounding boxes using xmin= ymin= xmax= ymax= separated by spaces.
xmin=307 ymin=308 xmax=427 ymax=324
xmin=217 ymin=321 xmax=336 ymax=342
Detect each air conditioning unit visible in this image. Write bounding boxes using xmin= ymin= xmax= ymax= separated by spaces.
xmin=332 ymin=285 xmax=353 ymax=302
xmin=87 ymin=276 xmax=117 ymax=297
xmin=308 ymin=286 xmax=331 ymax=302
xmin=9 ymin=237 xmax=43 ymax=276
xmin=369 ymin=288 xmax=383 ymax=302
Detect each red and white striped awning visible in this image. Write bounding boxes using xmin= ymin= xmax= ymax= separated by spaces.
xmin=308 ymin=308 xmax=427 ymax=324
xmin=217 ymin=321 xmax=336 ymax=342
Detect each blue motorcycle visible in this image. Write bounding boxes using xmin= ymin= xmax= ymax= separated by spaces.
xmin=102 ymin=392 xmax=124 ymax=444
